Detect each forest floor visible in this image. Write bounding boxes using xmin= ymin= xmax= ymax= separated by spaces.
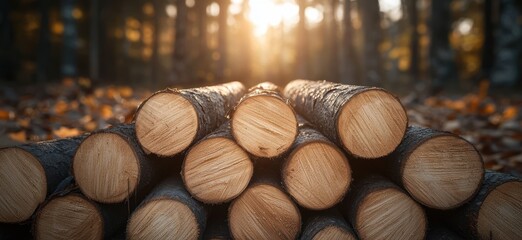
xmin=1 ymin=79 xmax=521 ymax=176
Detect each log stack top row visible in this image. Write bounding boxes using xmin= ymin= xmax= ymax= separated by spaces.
xmin=0 ymin=80 xmax=520 ymax=240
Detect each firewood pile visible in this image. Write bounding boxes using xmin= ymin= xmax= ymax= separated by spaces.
xmin=0 ymin=80 xmax=520 ymax=240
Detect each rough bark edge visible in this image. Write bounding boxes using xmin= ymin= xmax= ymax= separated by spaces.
xmin=181 ymin=121 xmax=253 ymax=204
xmin=444 ymin=171 xmax=521 ymax=239
xmin=386 ymin=126 xmax=485 ymax=209
xmin=300 ymin=209 xmax=356 ymax=240
xmin=134 ymin=82 xmax=245 ymax=157
xmin=72 ymin=123 xmax=158 ymax=204
xmin=129 ymin=176 xmax=207 ymax=240
xmin=33 ymin=176 xmax=131 ymax=240
xmin=230 ymin=82 xmax=298 ymax=158
xmin=281 ymin=116 xmax=352 ymax=209
xmin=284 ymin=79 xmax=407 ymax=159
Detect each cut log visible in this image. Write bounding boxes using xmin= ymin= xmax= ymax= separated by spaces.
xmin=283 ymin=79 xmax=408 ymax=159
xmin=135 ymin=81 xmax=245 ymax=157
xmin=281 ymin=118 xmax=351 ymax=210
xmin=72 ymin=124 xmax=159 ymax=204
xmin=385 ymin=126 xmax=484 ymax=209
xmin=229 ymin=169 xmax=301 ymax=239
xmin=182 ymin=122 xmax=253 ymax=204
xmin=34 ymin=193 xmax=129 ymax=240
xmin=127 ymin=177 xmax=207 ymax=240
xmin=445 ymin=171 xmax=522 ymax=239
xmin=300 ymin=209 xmax=357 ymax=240
xmin=0 ymin=135 xmax=85 ymax=223
xmin=342 ymin=175 xmax=426 ymax=240
xmin=231 ymin=82 xmax=298 ymax=158
xmin=203 ymin=204 xmax=230 ymax=240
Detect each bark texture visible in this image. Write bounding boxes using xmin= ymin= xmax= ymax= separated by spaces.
xmin=300 ymin=209 xmax=356 ymax=240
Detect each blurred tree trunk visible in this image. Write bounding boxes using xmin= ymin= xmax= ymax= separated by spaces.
xmin=151 ymin=0 xmax=161 ymax=87
xmin=37 ymin=0 xmax=50 ymax=82
xmin=296 ymin=0 xmax=309 ymax=78
xmin=196 ymin=0 xmax=208 ymax=81
xmin=359 ymin=0 xmax=382 ymax=84
xmin=429 ymin=0 xmax=455 ymax=90
xmin=329 ymin=0 xmax=340 ymax=82
xmin=342 ymin=0 xmax=359 ymax=84
xmin=238 ymin=0 xmax=252 ymax=83
xmin=89 ymin=0 xmax=100 ymax=82
xmin=173 ymin=0 xmax=188 ymax=83
xmin=407 ymin=0 xmax=419 ymax=81
xmin=216 ymin=0 xmax=230 ymax=82
xmin=0 ymin=0 xmax=14 ymax=81
xmin=480 ymin=0 xmax=495 ymax=81
xmin=61 ymin=0 xmax=78 ymax=77
xmin=490 ymin=0 xmax=521 ymax=86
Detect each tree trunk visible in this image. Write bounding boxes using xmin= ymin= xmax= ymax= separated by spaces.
xmin=407 ymin=0 xmax=419 ymax=82
xmin=135 ymin=81 xmax=246 ymax=157
xmin=216 ymin=0 xmax=230 ymax=82
xmin=429 ymin=0 xmax=456 ymax=89
xmin=342 ymin=175 xmax=427 ymax=240
xmin=196 ymin=0 xmax=209 ymax=81
xmin=61 ymin=0 xmax=78 ymax=77
xmin=443 ymin=171 xmax=522 ymax=239
xmin=383 ymin=126 xmax=484 ymax=210
xmin=300 ymin=209 xmax=357 ymax=240
xmin=151 ymin=0 xmax=161 ymax=87
xmin=89 ymin=0 xmax=100 ymax=82
xmin=182 ymin=122 xmax=253 ymax=204
xmin=283 ymin=79 xmax=408 ymax=159
xmin=0 ymin=135 xmax=85 ymax=223
xmin=342 ymin=0 xmax=360 ymax=84
xmin=329 ymin=0 xmax=340 ymax=82
xmin=231 ymin=82 xmax=298 ymax=158
xmin=281 ymin=117 xmax=351 ymax=210
xmin=127 ymin=176 xmax=207 ymax=240
xmin=0 ymin=0 xmax=14 ymax=81
xmin=359 ymin=0 xmax=383 ymax=84
xmin=173 ymin=0 xmax=188 ymax=83
xmin=295 ymin=0 xmax=309 ymax=78
xmin=37 ymin=0 xmax=50 ymax=83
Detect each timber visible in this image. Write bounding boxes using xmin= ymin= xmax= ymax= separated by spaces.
xmin=300 ymin=209 xmax=357 ymax=240
xmin=283 ymin=79 xmax=408 ymax=159
xmin=135 ymin=81 xmax=245 ymax=157
xmin=445 ymin=171 xmax=522 ymax=239
xmin=342 ymin=175 xmax=427 ymax=240
xmin=229 ymin=169 xmax=301 ymax=240
xmin=281 ymin=118 xmax=351 ymax=210
xmin=385 ymin=126 xmax=484 ymax=209
xmin=0 ymin=135 xmax=85 ymax=223
xmin=72 ymin=124 xmax=157 ymax=204
xmin=182 ymin=122 xmax=253 ymax=204
xmin=231 ymin=82 xmax=298 ymax=158
xmin=127 ymin=177 xmax=207 ymax=240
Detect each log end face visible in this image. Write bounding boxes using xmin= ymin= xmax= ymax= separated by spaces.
xmin=312 ymin=226 xmax=357 ymax=240
xmin=229 ymin=184 xmax=301 ymax=239
xmin=283 ymin=142 xmax=351 ymax=210
xmin=477 ymin=181 xmax=522 ymax=240
xmin=338 ymin=89 xmax=407 ymax=159
xmin=127 ymin=199 xmax=200 ymax=240
xmin=35 ymin=195 xmax=103 ymax=240
xmin=355 ymin=188 xmax=426 ymax=240
xmin=232 ymin=95 xmax=298 ymax=158
xmin=183 ymin=138 xmax=253 ymax=204
xmin=73 ymin=133 xmax=140 ymax=203
xmin=402 ymin=135 xmax=484 ymax=209
xmin=0 ymin=148 xmax=46 ymax=223
xmin=135 ymin=92 xmax=198 ymax=156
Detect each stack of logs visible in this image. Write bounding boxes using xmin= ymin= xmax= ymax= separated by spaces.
xmin=0 ymin=80 xmax=520 ymax=240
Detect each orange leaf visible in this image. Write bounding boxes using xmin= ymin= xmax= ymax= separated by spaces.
xmin=0 ymin=109 xmax=13 ymax=120
xmin=502 ymin=106 xmax=518 ymax=121
xmin=9 ymin=131 xmax=26 ymax=142
xmin=118 ymin=86 xmax=133 ymax=98
xmin=53 ymin=127 xmax=81 ymax=138
xmin=100 ymin=105 xmax=113 ymax=120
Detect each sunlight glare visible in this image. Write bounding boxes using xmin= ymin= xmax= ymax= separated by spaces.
xmin=305 ymin=6 xmax=323 ymax=25
xmin=248 ymin=0 xmax=299 ymax=37
xmin=379 ymin=0 xmax=402 ymax=21
xmin=207 ymin=2 xmax=220 ymax=17
xmin=166 ymin=4 xmax=177 ymax=18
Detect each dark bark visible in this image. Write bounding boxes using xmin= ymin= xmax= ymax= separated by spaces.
xmin=132 ymin=176 xmax=207 ymax=238
xmin=89 ymin=0 xmax=100 ymax=81
xmin=36 ymin=0 xmax=51 ymax=83
xmin=296 ymin=0 xmax=309 ymax=78
xmin=203 ymin=204 xmax=230 ymax=240
xmin=173 ymin=0 xmax=188 ymax=83
xmin=61 ymin=0 xmax=78 ymax=77
xmin=342 ymin=0 xmax=360 ymax=84
xmin=442 ymin=171 xmax=521 ymax=239
xmin=429 ymin=0 xmax=456 ymax=88
xmin=384 ymin=126 xmax=484 ymax=209
xmin=358 ymin=0 xmax=383 ymax=84
xmin=300 ymin=208 xmax=356 ymax=240
xmin=216 ymin=0 xmax=230 ymax=82
xmin=136 ymin=82 xmax=245 ymax=156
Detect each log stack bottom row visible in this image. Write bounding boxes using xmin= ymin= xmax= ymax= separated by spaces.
xmin=0 ymin=80 xmax=521 ymax=240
